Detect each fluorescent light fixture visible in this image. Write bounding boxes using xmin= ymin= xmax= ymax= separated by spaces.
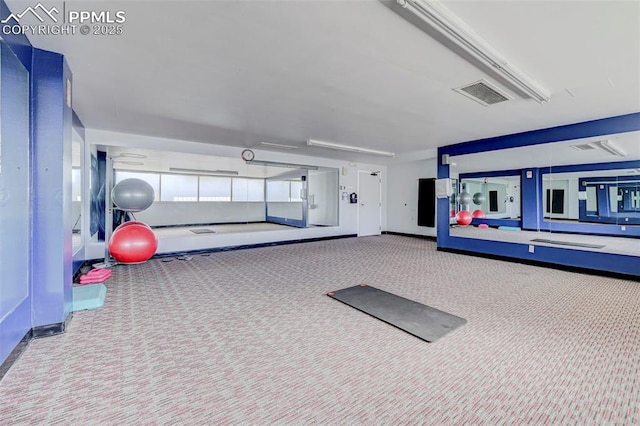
xmin=396 ymin=0 xmax=551 ymax=103
xmin=112 ymin=160 xmax=144 ymax=166
xmin=596 ymin=140 xmax=627 ymax=157
xmin=169 ymin=167 xmax=239 ymax=175
xmin=117 ymin=153 xmax=147 ymax=159
xmin=260 ymin=142 xmax=299 ymax=150
xmin=307 ymin=139 xmax=395 ymax=157
xmin=245 ymin=160 xmax=318 ymax=170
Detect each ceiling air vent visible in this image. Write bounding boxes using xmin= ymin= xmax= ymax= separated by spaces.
xmin=571 ymin=143 xmax=597 ymax=151
xmin=453 ymin=79 xmax=512 ymax=106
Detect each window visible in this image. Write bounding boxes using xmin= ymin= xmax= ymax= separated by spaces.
xmin=233 ymin=178 xmax=264 ymax=201
xmin=290 ymin=181 xmax=303 ymax=201
xmin=161 ymin=174 xmax=198 ymax=201
xmin=199 ymin=176 xmax=231 ymax=201
xmin=115 ymin=171 xmax=160 ymax=201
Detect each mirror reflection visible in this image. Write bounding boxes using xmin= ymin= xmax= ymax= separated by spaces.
xmin=89 ymin=146 xmax=340 ymax=242
xmin=449 ymin=130 xmax=640 ymax=257
xmin=459 ymin=176 xmax=521 ymax=220
xmin=71 ymin=130 xmax=83 ymax=253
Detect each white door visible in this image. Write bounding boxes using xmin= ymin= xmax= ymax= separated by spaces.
xmin=358 ymin=171 xmax=381 ymax=236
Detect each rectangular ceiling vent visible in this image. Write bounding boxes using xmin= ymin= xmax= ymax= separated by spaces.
xmin=453 ymin=79 xmax=512 ymax=106
xmin=571 ymin=143 xmax=597 ymax=151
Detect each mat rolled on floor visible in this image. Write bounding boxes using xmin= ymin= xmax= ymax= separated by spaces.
xmin=327 ymin=284 xmax=466 ymax=342
xmin=78 ymin=268 xmax=112 ymax=285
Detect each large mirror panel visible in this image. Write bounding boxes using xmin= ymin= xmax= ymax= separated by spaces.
xmin=448 ymin=130 xmax=640 ymax=257
xmin=87 ymin=146 xmax=340 ymax=244
xmin=71 ymin=129 xmax=83 ymax=253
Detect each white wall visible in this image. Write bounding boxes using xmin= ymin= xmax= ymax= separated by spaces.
xmin=83 ymin=129 xmax=387 ymax=258
xmin=133 ymin=201 xmax=265 ymax=226
xmin=386 ymin=158 xmax=438 ymax=237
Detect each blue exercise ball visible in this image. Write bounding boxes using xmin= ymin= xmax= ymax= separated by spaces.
xmin=111 ymin=178 xmax=154 ymax=212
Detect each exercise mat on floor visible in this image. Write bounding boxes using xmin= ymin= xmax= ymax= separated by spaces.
xmin=327 ymin=285 xmax=466 ymax=342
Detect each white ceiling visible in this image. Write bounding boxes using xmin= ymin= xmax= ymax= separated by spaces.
xmin=7 ymin=0 xmax=640 ymax=164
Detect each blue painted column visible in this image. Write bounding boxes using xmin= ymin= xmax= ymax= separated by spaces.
xmin=436 ymin=150 xmax=450 ymax=245
xmin=521 ymin=168 xmax=541 ymax=231
xmin=30 ymin=48 xmax=74 ymax=329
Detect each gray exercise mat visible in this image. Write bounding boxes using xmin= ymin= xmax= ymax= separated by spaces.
xmin=530 ymin=238 xmax=605 ymax=249
xmin=328 ymin=285 xmax=466 ymax=342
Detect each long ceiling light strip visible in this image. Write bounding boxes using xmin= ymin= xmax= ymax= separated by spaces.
xmin=260 ymin=142 xmax=299 ymax=150
xmin=397 ymin=0 xmax=551 ymax=103
xmin=245 ymin=160 xmax=319 ymax=170
xmin=307 ymin=139 xmax=395 ymax=157
xmin=597 ymin=140 xmax=627 ymax=157
xmin=169 ymin=167 xmax=239 ymax=175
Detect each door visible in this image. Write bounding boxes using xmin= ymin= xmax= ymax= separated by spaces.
xmin=358 ymin=171 xmax=381 ymax=236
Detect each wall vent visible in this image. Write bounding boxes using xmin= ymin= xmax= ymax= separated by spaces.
xmin=571 ymin=143 xmax=597 ymax=151
xmin=453 ymin=79 xmax=512 ymax=106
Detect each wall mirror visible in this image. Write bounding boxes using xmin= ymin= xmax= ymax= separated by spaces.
xmin=71 ymin=129 xmax=83 ymax=254
xmin=448 ymin=130 xmax=640 ymax=257
xmin=88 ymin=145 xmax=340 ymax=243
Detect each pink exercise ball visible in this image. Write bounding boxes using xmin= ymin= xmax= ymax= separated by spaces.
xmin=472 ymin=209 xmax=487 ymax=218
xmin=109 ymin=223 xmax=158 ymax=264
xmin=114 ymin=221 xmax=151 ymax=234
xmin=456 ymin=210 xmax=473 ymax=226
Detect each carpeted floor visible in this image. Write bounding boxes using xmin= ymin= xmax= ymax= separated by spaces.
xmin=1 ymin=235 xmax=639 ymax=424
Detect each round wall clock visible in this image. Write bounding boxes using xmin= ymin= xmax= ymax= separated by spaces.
xmin=241 ymin=149 xmax=255 ymax=162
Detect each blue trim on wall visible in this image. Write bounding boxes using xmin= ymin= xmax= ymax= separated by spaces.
xmin=443 ymin=236 xmax=640 ymax=277
xmin=459 ymin=169 xmax=521 ymax=179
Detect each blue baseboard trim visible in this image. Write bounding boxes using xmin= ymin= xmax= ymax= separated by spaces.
xmin=438 ymin=247 xmax=640 ymax=282
xmin=383 ymin=231 xmax=437 ymax=242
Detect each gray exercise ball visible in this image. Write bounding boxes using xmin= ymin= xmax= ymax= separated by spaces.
xmin=473 ymin=192 xmax=486 ymax=205
xmin=111 ymin=178 xmax=154 ymax=212
xmin=457 ymin=192 xmax=472 ymax=205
